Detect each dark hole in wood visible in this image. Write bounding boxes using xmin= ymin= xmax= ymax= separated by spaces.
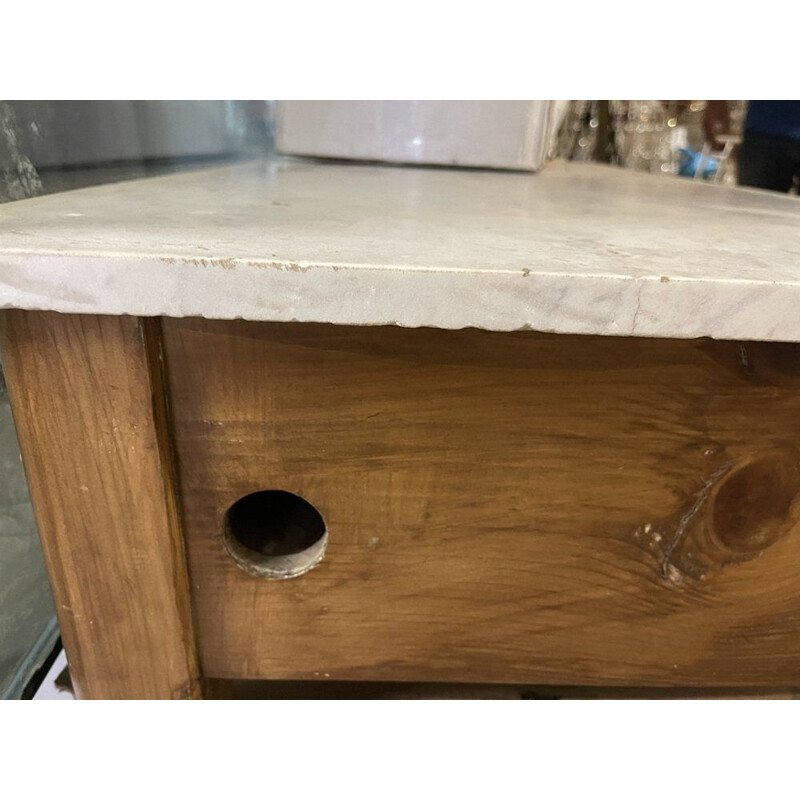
xmin=222 ymin=490 xmax=327 ymax=579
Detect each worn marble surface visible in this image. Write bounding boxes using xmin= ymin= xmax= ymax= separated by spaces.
xmin=2 ymin=158 xmax=800 ymax=341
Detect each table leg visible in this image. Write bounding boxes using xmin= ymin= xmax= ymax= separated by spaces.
xmin=0 ymin=311 xmax=200 ymax=699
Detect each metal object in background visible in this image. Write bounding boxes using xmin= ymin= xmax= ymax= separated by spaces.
xmin=557 ymin=100 xmax=747 ymax=183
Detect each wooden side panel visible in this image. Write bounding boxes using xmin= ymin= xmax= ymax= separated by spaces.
xmin=0 ymin=311 xmax=200 ymax=699
xmin=163 ymin=319 xmax=800 ymax=686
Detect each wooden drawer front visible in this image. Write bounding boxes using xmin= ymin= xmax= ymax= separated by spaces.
xmin=162 ymin=319 xmax=800 ymax=686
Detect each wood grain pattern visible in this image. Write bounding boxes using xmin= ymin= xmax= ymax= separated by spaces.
xmin=0 ymin=311 xmax=201 ymax=699
xmin=163 ymin=319 xmax=800 ymax=686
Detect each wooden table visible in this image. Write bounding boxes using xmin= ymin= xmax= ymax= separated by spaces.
xmin=2 ymin=159 xmax=800 ymax=699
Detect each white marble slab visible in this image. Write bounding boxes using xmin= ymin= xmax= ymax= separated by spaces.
xmin=2 ymin=158 xmax=800 ymax=341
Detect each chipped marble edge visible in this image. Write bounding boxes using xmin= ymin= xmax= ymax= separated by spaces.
xmin=1 ymin=252 xmax=800 ymax=342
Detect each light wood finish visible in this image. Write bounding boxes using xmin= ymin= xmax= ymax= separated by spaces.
xmin=0 ymin=311 xmax=200 ymax=699
xmin=163 ymin=319 xmax=800 ymax=687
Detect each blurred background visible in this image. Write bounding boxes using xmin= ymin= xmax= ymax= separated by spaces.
xmin=0 ymin=100 xmax=757 ymax=209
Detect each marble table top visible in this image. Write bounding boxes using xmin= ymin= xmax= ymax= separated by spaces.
xmin=2 ymin=158 xmax=800 ymax=341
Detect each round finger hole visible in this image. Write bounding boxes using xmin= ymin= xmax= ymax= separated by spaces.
xmin=222 ymin=490 xmax=327 ymax=579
